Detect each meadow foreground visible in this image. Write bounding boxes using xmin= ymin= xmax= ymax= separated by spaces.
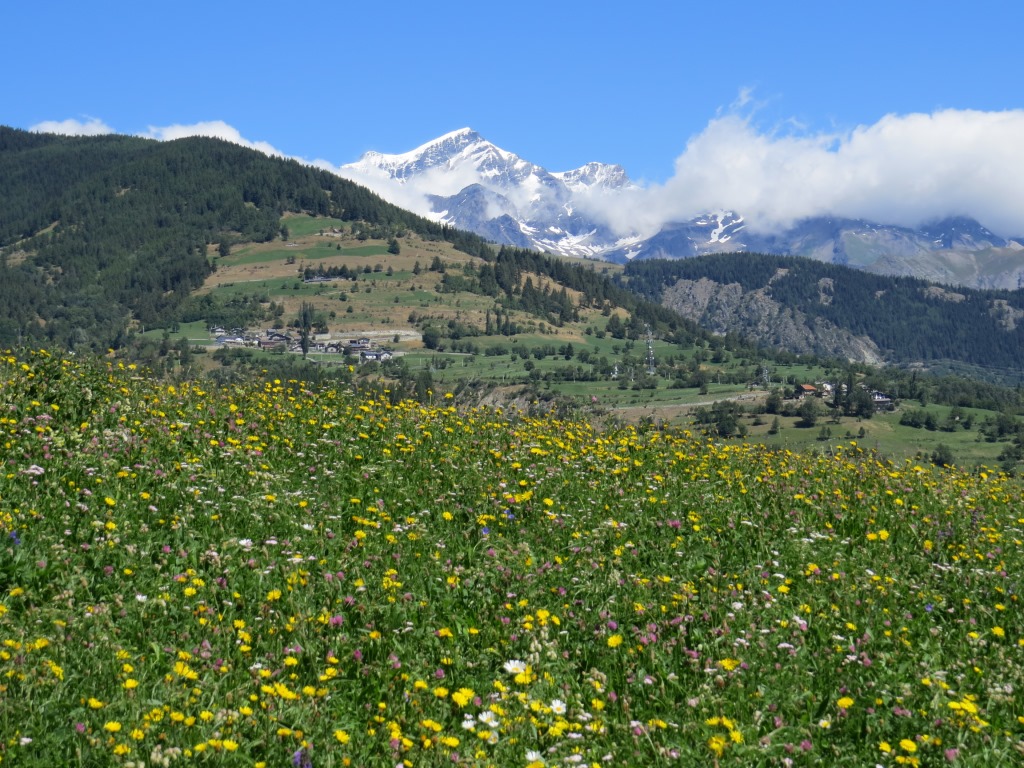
xmin=0 ymin=350 xmax=1021 ymax=766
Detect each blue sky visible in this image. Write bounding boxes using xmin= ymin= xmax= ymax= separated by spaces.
xmin=5 ymin=0 xmax=1024 ymax=233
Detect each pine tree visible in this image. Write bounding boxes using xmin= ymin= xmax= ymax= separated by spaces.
xmin=299 ymin=301 xmax=314 ymax=358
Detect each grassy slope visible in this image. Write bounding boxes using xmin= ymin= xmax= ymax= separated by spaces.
xmin=0 ymin=350 xmax=1021 ymax=766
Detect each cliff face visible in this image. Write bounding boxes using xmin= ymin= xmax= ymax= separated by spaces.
xmin=661 ymin=276 xmax=886 ymax=365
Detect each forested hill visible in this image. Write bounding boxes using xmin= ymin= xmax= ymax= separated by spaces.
xmin=623 ymin=253 xmax=1024 ymax=379
xmin=0 ymin=127 xmax=490 ymax=349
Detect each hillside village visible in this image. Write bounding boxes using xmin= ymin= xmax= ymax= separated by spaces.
xmin=211 ymin=326 xmax=398 ymax=363
xmin=796 ymin=381 xmax=893 ymax=410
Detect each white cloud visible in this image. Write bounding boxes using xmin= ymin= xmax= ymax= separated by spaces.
xmin=318 ymin=160 xmax=486 ymax=222
xmin=318 ymin=160 xmax=441 ymax=219
xmin=596 ymin=108 xmax=1024 ymax=238
xmin=142 ymin=121 xmax=287 ymax=158
xmin=30 ymin=117 xmax=113 ymax=136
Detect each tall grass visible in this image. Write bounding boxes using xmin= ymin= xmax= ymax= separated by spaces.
xmin=0 ymin=350 xmax=1021 ymax=765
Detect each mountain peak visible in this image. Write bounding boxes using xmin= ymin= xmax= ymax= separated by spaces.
xmin=440 ymin=126 xmax=477 ymax=140
xmin=555 ymin=162 xmax=634 ymax=192
xmin=920 ymin=215 xmax=1005 ymax=249
xmin=412 ymin=127 xmax=482 ymax=152
xmin=345 ymin=127 xmax=502 ymax=183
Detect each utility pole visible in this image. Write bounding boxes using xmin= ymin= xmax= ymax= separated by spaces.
xmin=645 ymin=324 xmax=656 ymax=376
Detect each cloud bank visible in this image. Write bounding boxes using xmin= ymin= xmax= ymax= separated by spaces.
xmin=29 ymin=117 xmax=114 ymax=136
xmin=594 ymin=109 xmax=1024 ymax=238
xmin=142 ymin=121 xmax=288 ymax=158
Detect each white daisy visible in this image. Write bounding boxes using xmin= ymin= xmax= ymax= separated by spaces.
xmin=503 ymin=659 xmax=527 ymax=675
xmin=478 ymin=710 xmax=499 ymax=727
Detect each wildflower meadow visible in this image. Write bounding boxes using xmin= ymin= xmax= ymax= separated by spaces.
xmin=0 ymin=350 xmax=1021 ymax=766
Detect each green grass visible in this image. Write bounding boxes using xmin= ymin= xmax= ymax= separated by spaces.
xmin=221 ymin=240 xmax=389 ymax=269
xmin=1 ymin=349 xmax=1023 ymax=766
xmin=205 ymin=279 xmax=364 ymax=303
xmin=282 ymin=214 xmax=348 ymax=238
xmin=749 ymin=404 xmax=1009 ymax=467
xmin=139 ymin=320 xmax=211 ymax=341
xmin=338 ymin=244 xmax=391 ymax=257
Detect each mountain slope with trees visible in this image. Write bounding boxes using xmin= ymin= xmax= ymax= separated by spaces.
xmin=0 ymin=127 xmax=490 ymax=349
xmin=0 ymin=126 xmax=730 ymax=357
xmin=623 ymin=253 xmax=1024 ymax=381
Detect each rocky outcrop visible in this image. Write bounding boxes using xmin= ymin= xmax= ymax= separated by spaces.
xmin=661 ymin=278 xmax=886 ymax=365
xmin=921 ymin=286 xmax=966 ymax=302
xmin=988 ymin=299 xmax=1024 ymax=331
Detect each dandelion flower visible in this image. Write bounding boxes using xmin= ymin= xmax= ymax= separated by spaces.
xmin=707 ymin=735 xmax=726 ymax=757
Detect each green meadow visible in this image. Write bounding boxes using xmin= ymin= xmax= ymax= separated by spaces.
xmin=1 ymin=350 xmax=1022 ymax=766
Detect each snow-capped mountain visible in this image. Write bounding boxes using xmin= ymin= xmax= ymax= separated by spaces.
xmin=608 ymin=211 xmax=749 ymax=261
xmin=343 ymin=128 xmax=639 ymax=258
xmin=918 ymin=216 xmax=1007 ymax=251
xmin=344 ymin=129 xmax=1024 ymax=289
xmin=553 ymin=162 xmax=633 ymax=193
xmin=347 ymin=128 xmax=545 ymax=191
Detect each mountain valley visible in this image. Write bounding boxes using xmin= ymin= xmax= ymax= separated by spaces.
xmin=5 ymin=125 xmax=1024 ymax=469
